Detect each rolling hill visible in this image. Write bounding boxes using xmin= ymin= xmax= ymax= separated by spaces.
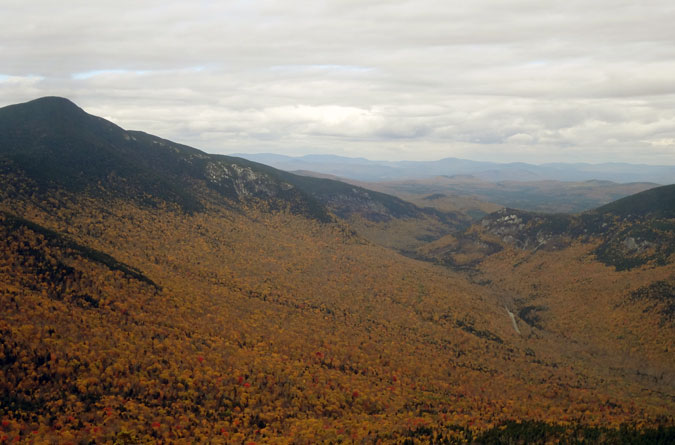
xmin=291 ymin=170 xmax=660 ymax=215
xmin=0 ymin=97 xmax=673 ymax=443
xmin=359 ymin=176 xmax=660 ymax=214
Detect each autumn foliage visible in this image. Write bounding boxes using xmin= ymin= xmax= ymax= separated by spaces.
xmin=0 ymin=178 xmax=672 ymax=444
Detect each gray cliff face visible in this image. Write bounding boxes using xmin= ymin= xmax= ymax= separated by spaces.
xmin=475 ymin=203 xmax=674 ymax=271
xmin=480 ymin=208 xmax=570 ymax=251
xmin=205 ymin=161 xmax=294 ymax=200
xmin=621 ymin=236 xmax=653 ymax=254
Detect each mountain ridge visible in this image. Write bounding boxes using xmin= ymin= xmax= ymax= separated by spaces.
xmin=233 ymin=152 xmax=675 ymax=184
xmin=0 ymin=97 xmax=467 ymax=234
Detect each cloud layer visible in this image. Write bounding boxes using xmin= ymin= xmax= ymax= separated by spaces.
xmin=2 ymin=0 xmax=675 ymax=163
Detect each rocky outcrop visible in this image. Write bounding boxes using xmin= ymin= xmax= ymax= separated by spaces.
xmin=479 ymin=208 xmax=572 ymax=251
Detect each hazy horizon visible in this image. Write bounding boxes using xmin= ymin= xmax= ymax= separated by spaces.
xmin=231 ymin=151 xmax=675 ymax=168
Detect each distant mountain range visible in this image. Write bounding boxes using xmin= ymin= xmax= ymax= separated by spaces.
xmin=232 ymin=153 xmax=675 ymax=184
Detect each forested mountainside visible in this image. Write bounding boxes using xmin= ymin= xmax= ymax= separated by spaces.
xmin=0 ymin=97 xmax=466 ymax=254
xmin=0 ymin=97 xmax=673 ymax=443
xmin=420 ymin=184 xmax=675 ymax=271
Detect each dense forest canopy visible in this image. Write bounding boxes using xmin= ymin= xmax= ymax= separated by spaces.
xmin=0 ymin=98 xmax=673 ymax=443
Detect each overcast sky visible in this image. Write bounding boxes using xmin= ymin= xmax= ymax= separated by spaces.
xmin=2 ymin=0 xmax=675 ymax=164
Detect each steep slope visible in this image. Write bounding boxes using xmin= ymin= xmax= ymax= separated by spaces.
xmin=590 ymin=185 xmax=675 ymax=270
xmin=596 ymin=183 xmax=675 ymax=219
xmin=0 ymin=97 xmax=331 ymax=220
xmin=0 ymin=97 xmax=462 ymax=251
xmin=0 ymin=97 xmax=204 ymax=213
xmin=1 ymin=98 xmax=673 ymax=443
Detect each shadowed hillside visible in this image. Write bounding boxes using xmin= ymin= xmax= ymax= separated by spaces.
xmin=0 ymin=98 xmax=464 ymax=252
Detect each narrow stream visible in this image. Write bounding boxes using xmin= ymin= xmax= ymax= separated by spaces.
xmin=505 ymin=305 xmax=521 ymax=335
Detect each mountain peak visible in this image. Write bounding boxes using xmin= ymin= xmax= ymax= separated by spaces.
xmin=0 ymin=96 xmax=95 ymax=137
xmin=26 ymin=96 xmax=79 ymax=107
xmin=1 ymin=96 xmax=85 ymax=115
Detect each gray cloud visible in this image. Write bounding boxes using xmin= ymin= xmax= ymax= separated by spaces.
xmin=1 ymin=0 xmax=674 ymax=164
